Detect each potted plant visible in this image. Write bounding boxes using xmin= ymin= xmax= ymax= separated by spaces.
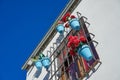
xmin=35 ymin=60 xmax=42 ymax=70
xmin=67 ymin=35 xmax=80 ymax=56
xmin=56 ymin=21 xmax=65 ymax=34
xmin=39 ymin=53 xmax=51 ymax=70
xmin=61 ymin=12 xmax=81 ymax=30
xmin=32 ymin=53 xmax=51 ymax=70
xmin=32 ymin=57 xmax=42 ymax=70
xmin=67 ymin=35 xmax=93 ymax=61
xmin=77 ymin=42 xmax=93 ymax=61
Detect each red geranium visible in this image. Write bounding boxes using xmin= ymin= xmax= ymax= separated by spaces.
xmin=70 ymin=15 xmax=76 ymax=19
xmin=80 ymin=36 xmax=87 ymax=43
xmin=61 ymin=12 xmax=71 ymax=22
xmin=65 ymin=23 xmax=69 ymax=28
xmin=67 ymin=35 xmax=87 ymax=56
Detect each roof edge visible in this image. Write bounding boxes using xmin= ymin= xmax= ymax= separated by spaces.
xmin=22 ymin=0 xmax=82 ymax=70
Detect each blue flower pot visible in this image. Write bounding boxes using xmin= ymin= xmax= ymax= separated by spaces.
xmin=78 ymin=45 xmax=93 ymax=61
xmin=35 ymin=60 xmax=42 ymax=70
xmin=41 ymin=57 xmax=50 ymax=69
xmin=56 ymin=24 xmax=65 ymax=34
xmin=69 ymin=18 xmax=80 ymax=30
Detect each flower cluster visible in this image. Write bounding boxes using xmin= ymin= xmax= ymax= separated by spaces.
xmin=61 ymin=12 xmax=76 ymax=22
xmin=61 ymin=12 xmax=76 ymax=28
xmin=32 ymin=53 xmax=50 ymax=71
xmin=56 ymin=12 xmax=80 ymax=34
xmin=67 ymin=35 xmax=87 ymax=56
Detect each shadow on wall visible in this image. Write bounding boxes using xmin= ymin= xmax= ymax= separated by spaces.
xmin=43 ymin=71 xmax=50 ymax=80
xmin=34 ymin=69 xmax=42 ymax=78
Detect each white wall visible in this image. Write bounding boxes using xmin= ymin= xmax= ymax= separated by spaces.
xmin=73 ymin=0 xmax=120 ymax=80
xmin=26 ymin=27 xmax=71 ymax=80
xmin=27 ymin=0 xmax=120 ymax=80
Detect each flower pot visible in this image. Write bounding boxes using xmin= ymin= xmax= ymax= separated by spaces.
xmin=41 ymin=57 xmax=50 ymax=69
xmin=78 ymin=44 xmax=93 ymax=61
xmin=35 ymin=60 xmax=42 ymax=70
xmin=69 ymin=18 xmax=80 ymax=30
xmin=56 ymin=24 xmax=65 ymax=34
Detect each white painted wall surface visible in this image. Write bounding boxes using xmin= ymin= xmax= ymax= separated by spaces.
xmin=26 ymin=27 xmax=71 ymax=80
xmin=26 ymin=0 xmax=120 ymax=80
xmin=72 ymin=0 xmax=120 ymax=80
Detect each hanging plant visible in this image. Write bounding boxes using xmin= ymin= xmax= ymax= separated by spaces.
xmin=61 ymin=12 xmax=71 ymax=23
xmin=34 ymin=60 xmax=42 ymax=70
xmin=56 ymin=21 xmax=65 ymax=34
xmin=39 ymin=53 xmax=51 ymax=70
xmin=32 ymin=53 xmax=51 ymax=70
xmin=31 ymin=57 xmax=42 ymax=70
xmin=61 ymin=12 xmax=80 ymax=30
xmin=77 ymin=44 xmax=93 ymax=61
xmin=77 ymin=36 xmax=93 ymax=61
xmin=67 ymin=35 xmax=93 ymax=61
xmin=39 ymin=53 xmax=45 ymax=60
xmin=67 ymin=35 xmax=80 ymax=56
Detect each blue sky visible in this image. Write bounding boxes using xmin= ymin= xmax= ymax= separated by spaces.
xmin=0 ymin=0 xmax=68 ymax=80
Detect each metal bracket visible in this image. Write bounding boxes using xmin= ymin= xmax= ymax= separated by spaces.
xmin=85 ymin=21 xmax=90 ymax=28
xmin=76 ymin=11 xmax=82 ymax=19
xmin=81 ymin=16 xmax=88 ymax=21
xmin=47 ymin=51 xmax=52 ymax=57
xmin=50 ymin=47 xmax=54 ymax=53
xmin=85 ymin=60 xmax=102 ymax=80
xmin=88 ymin=33 xmax=95 ymax=40
xmin=92 ymin=40 xmax=99 ymax=47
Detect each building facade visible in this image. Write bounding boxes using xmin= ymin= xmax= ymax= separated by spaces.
xmin=22 ymin=0 xmax=101 ymax=80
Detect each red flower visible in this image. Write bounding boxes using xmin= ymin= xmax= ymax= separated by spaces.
xmin=67 ymin=35 xmax=88 ymax=56
xmin=69 ymin=49 xmax=76 ymax=56
xmin=65 ymin=23 xmax=69 ymax=28
xmin=80 ymin=36 xmax=87 ymax=43
xmin=73 ymin=39 xmax=80 ymax=47
xmin=70 ymin=15 xmax=76 ymax=19
xmin=61 ymin=12 xmax=71 ymax=22
xmin=68 ymin=35 xmax=73 ymax=41
xmin=67 ymin=41 xmax=72 ymax=48
xmin=73 ymin=36 xmax=78 ymax=39
xmin=67 ymin=35 xmax=80 ymax=50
